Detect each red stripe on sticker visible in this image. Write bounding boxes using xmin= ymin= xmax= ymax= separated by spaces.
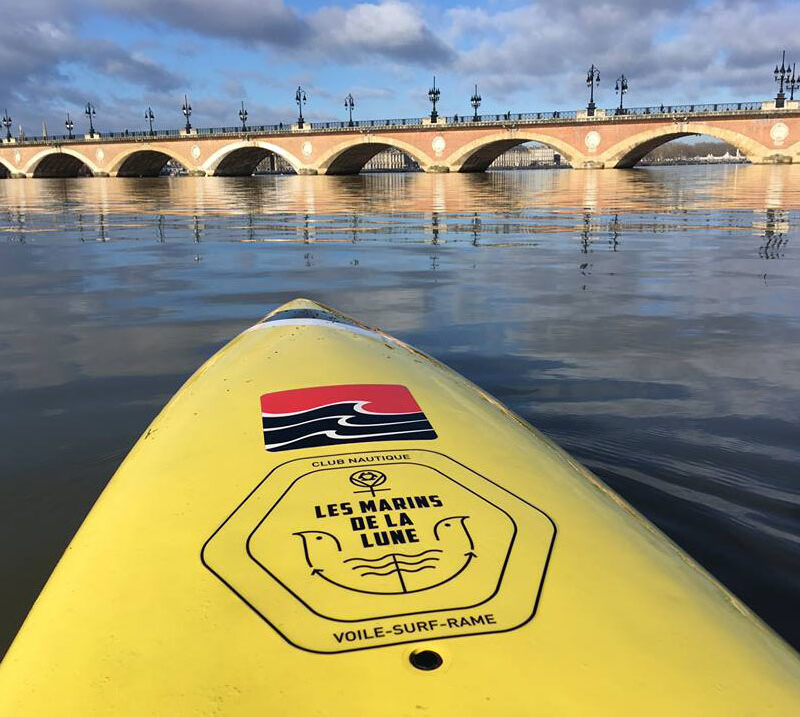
xmin=261 ymin=384 xmax=422 ymax=415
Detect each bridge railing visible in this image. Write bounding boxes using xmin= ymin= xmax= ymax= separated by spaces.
xmin=3 ymin=100 xmax=781 ymax=146
xmin=599 ymin=101 xmax=764 ymax=116
xmin=445 ymin=110 xmax=581 ymax=123
xmin=104 ymin=129 xmax=183 ymax=138
xmin=314 ymin=117 xmax=424 ymax=129
xmin=195 ymin=124 xmax=289 ymax=135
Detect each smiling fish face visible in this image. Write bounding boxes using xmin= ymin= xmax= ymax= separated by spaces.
xmin=292 ymin=516 xmax=475 ymax=595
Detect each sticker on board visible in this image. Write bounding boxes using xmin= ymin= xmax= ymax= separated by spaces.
xmin=202 ymin=449 xmax=555 ymax=654
xmin=260 ymin=384 xmax=437 ymax=451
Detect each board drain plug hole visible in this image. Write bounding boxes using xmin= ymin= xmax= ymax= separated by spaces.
xmin=409 ymin=649 xmax=443 ymax=671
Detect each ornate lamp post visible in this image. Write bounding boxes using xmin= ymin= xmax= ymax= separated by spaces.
xmin=84 ymin=102 xmax=96 ymax=137
xmin=344 ymin=93 xmax=355 ymax=127
xmin=2 ymin=109 xmax=11 ymax=141
xmin=774 ymin=50 xmax=791 ymax=108
xmin=788 ymin=62 xmax=798 ymax=102
xmin=470 ymin=84 xmax=481 ymax=121
xmin=614 ymin=74 xmax=628 ymax=115
xmin=295 ymin=86 xmax=307 ymax=128
xmin=586 ymin=64 xmax=600 ymax=116
xmin=428 ymin=76 xmax=440 ymax=122
xmin=144 ymin=107 xmax=155 ymax=136
xmin=65 ymin=112 xmax=74 ymax=139
xmin=239 ymin=101 xmax=248 ymax=131
xmin=182 ymin=94 xmax=192 ymax=132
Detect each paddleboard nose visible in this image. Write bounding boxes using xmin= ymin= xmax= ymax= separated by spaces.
xmin=267 ymin=298 xmax=329 ymax=315
xmin=260 ymin=298 xmax=375 ymax=332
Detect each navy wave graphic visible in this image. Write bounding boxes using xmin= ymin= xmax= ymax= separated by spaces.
xmin=263 ymin=400 xmax=437 ymax=451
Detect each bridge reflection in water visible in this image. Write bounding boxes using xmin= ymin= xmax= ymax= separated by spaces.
xmin=0 ymin=164 xmax=796 ymax=248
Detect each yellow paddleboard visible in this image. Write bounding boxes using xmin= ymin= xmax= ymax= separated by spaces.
xmin=2 ymin=299 xmax=799 ymax=715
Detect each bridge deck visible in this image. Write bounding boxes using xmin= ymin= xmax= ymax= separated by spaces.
xmin=1 ymin=101 xmax=798 ymax=176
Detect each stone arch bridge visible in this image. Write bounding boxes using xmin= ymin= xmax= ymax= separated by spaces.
xmin=1 ymin=103 xmax=799 ymax=178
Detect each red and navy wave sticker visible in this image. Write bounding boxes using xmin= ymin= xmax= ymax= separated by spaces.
xmin=260 ymin=384 xmax=437 ymax=452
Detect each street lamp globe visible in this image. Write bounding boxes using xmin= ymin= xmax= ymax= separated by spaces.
xmin=470 ymin=84 xmax=481 ymax=121
xmin=182 ymin=94 xmax=192 ymax=132
xmin=586 ymin=64 xmax=600 ymax=116
xmin=295 ymin=86 xmax=307 ymax=128
xmin=428 ymin=76 xmax=440 ymax=122
xmin=774 ymin=50 xmax=791 ymax=108
xmin=145 ymin=107 xmax=155 ymax=136
xmin=344 ymin=93 xmax=355 ymax=127
xmin=84 ymin=102 xmax=96 ymax=137
xmin=615 ymin=75 xmax=628 ymax=115
xmin=2 ymin=109 xmax=12 ymax=141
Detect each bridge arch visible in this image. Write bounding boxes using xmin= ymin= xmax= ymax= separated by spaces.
xmin=445 ymin=132 xmax=580 ymax=172
xmin=202 ymin=141 xmax=302 ymax=176
xmin=0 ymin=157 xmax=13 ymax=177
xmin=109 ymin=146 xmax=189 ymax=177
xmin=603 ymin=123 xmax=766 ymax=168
xmin=316 ymin=137 xmax=431 ymax=175
xmin=24 ymin=147 xmax=100 ymax=178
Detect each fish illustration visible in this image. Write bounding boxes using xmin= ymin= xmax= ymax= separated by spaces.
xmin=294 ymin=516 xmax=476 ymax=594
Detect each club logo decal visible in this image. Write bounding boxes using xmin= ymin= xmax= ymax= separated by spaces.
xmin=202 ymin=450 xmax=556 ymax=653
xmin=260 ymin=384 xmax=437 ymax=451
xmin=293 ymin=470 xmax=477 ymax=595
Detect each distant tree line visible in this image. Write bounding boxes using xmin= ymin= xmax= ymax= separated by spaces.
xmin=643 ymin=140 xmax=739 ymax=161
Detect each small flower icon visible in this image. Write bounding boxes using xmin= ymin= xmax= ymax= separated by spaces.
xmin=349 ymin=470 xmax=388 ymax=497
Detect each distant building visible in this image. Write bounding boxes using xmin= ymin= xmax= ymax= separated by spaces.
xmin=639 ymin=140 xmax=745 ymax=165
xmin=255 ymin=154 xmax=296 ymax=174
xmin=161 ymin=159 xmax=186 ymax=176
xmin=252 ymin=148 xmax=420 ymax=174
xmin=246 ymin=145 xmax=562 ymax=174
xmin=489 ymin=145 xmax=562 ymax=169
xmin=363 ymin=148 xmax=420 ymax=172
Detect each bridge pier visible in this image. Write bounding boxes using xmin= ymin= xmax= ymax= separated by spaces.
xmin=425 ymin=165 xmax=450 ymax=173
xmin=297 ymin=168 xmax=318 ymax=175
xmin=577 ymin=161 xmax=606 ymax=170
xmin=755 ymin=154 xmax=793 ymax=164
xmin=187 ymin=170 xmax=207 ymax=177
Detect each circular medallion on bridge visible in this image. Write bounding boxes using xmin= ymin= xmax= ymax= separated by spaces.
xmin=191 ymin=144 xmax=202 ymax=160
xmin=95 ymin=148 xmax=105 ymax=162
xmin=584 ymin=131 xmax=601 ymax=152
xmin=431 ymin=135 xmax=446 ymax=157
xmin=14 ymin=150 xmax=21 ymax=165
xmin=770 ymin=122 xmax=789 ymax=147
xmin=302 ymin=141 xmax=313 ymax=157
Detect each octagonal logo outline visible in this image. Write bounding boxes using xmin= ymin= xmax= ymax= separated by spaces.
xmin=245 ymin=461 xmax=517 ymax=623
xmin=201 ymin=449 xmax=557 ymax=654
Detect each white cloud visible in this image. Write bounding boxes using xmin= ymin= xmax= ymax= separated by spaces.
xmin=309 ymin=1 xmax=454 ymax=64
xmin=449 ymin=0 xmax=800 ymax=105
xmin=96 ymin=0 xmax=453 ymax=65
xmin=101 ymin=0 xmax=308 ymax=46
xmin=2 ymin=0 xmax=798 ymax=130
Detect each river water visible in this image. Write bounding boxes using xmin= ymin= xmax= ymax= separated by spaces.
xmin=1 ymin=165 xmax=799 ymax=656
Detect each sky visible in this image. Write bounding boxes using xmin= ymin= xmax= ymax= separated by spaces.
xmin=1 ymin=0 xmax=799 ymax=135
